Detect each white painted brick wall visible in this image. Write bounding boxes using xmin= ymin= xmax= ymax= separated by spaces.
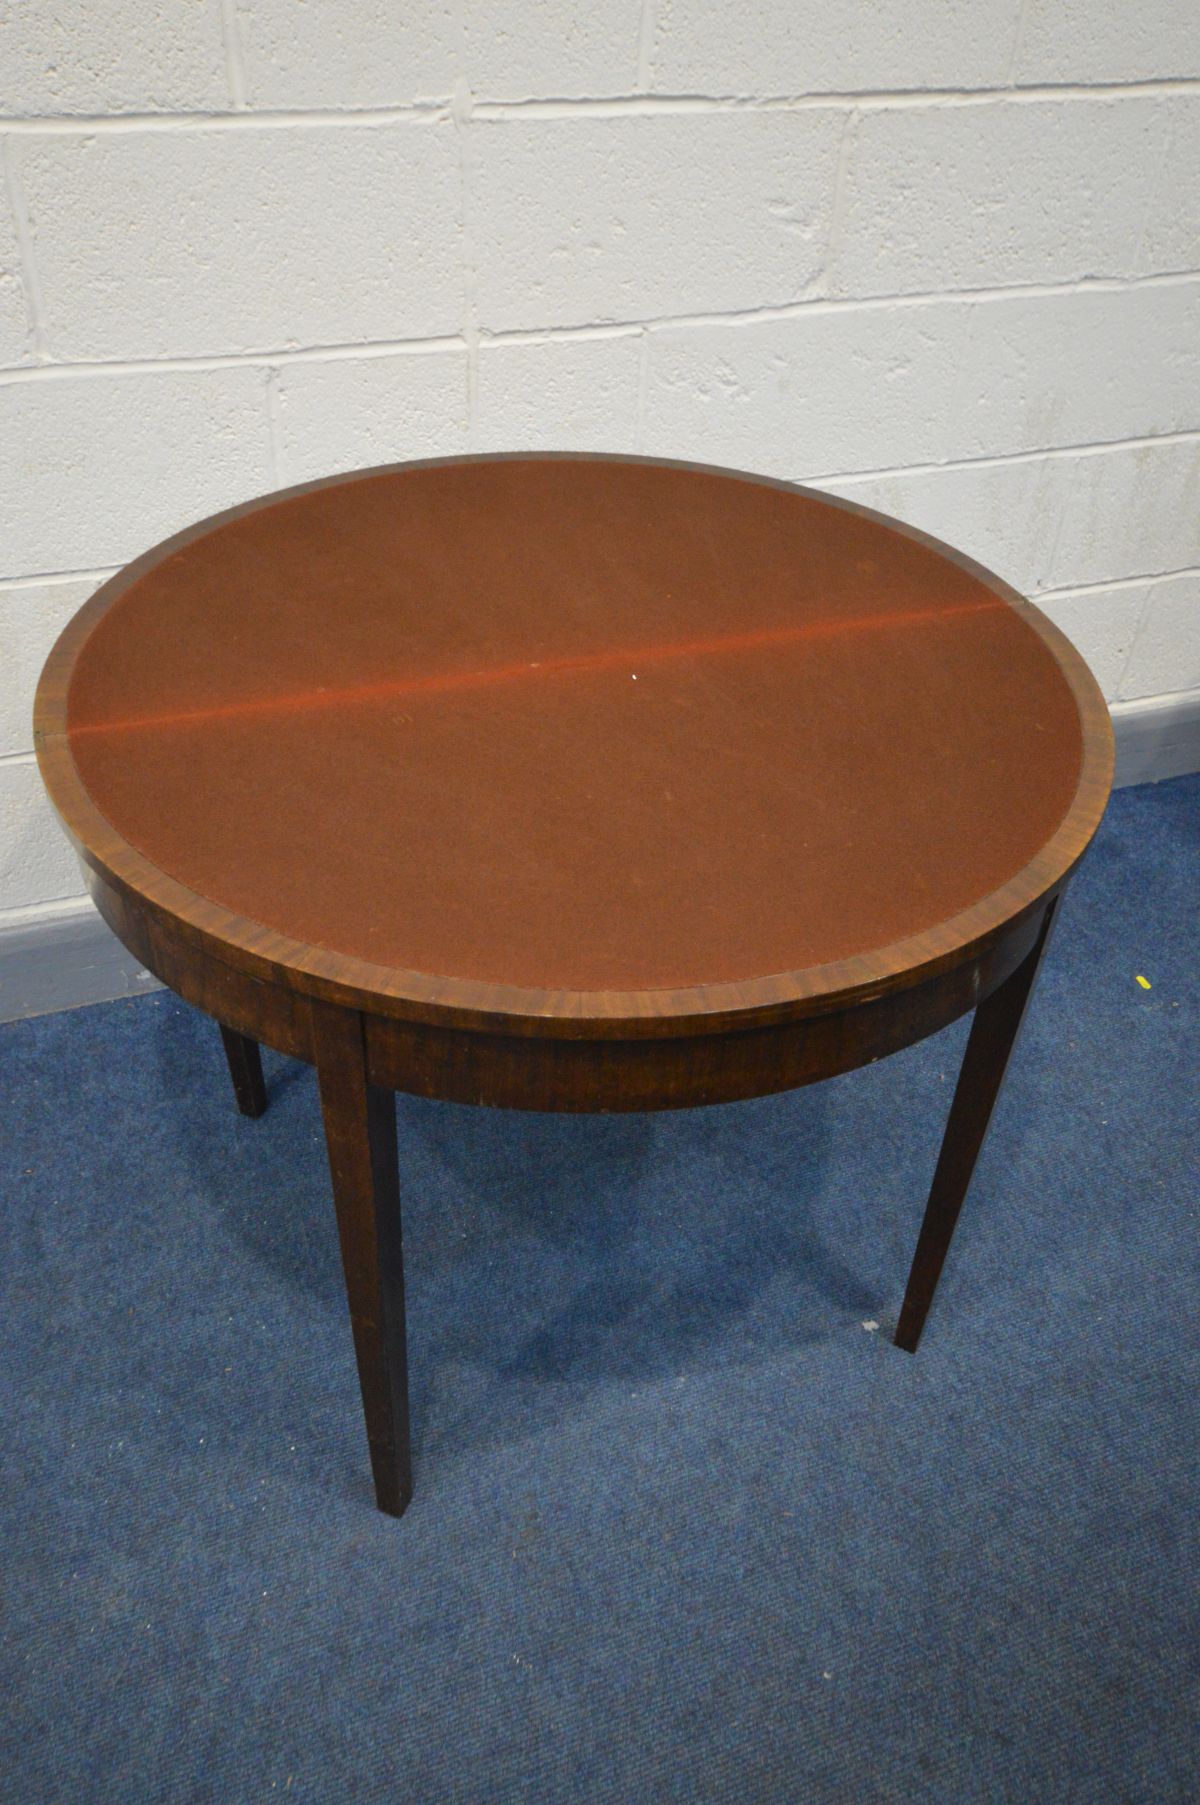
xmin=466 ymin=112 xmax=844 ymax=330
xmin=0 ymin=1 xmax=228 ymax=116
xmin=235 ymin=2 xmax=458 ymax=110
xmin=273 ymin=349 xmax=468 ymax=484
xmin=15 ymin=123 xmax=462 ymax=358
xmin=234 ymin=2 xmax=644 ymax=109
xmin=828 ymin=98 xmax=1185 ymax=298
xmin=463 ymin=1 xmax=642 ymax=101
xmin=0 ymin=199 xmax=31 ymax=362
xmin=0 ymin=756 xmax=89 ymax=909
xmin=1 ymin=1 xmax=1198 ymax=921
xmin=0 ymin=368 xmax=274 ymax=572
xmin=644 ymin=283 xmax=1200 ymax=478
xmin=651 ymin=0 xmax=1022 ymax=96
xmin=1014 ymin=1 xmax=1200 ymax=85
xmin=476 ymin=334 xmax=642 ymax=451
xmin=0 ymin=576 xmax=103 ymax=757
xmin=826 ymin=438 xmax=1200 ymax=596
xmin=1120 ymin=573 xmax=1200 ymax=701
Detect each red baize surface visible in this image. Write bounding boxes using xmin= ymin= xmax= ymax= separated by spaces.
xmin=66 ymin=459 xmax=1084 ymax=992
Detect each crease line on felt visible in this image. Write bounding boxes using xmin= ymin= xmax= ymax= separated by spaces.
xmin=67 ymin=596 xmax=1008 ymax=739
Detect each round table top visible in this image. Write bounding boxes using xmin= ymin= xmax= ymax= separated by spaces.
xmin=37 ymin=455 xmax=1112 ymax=1030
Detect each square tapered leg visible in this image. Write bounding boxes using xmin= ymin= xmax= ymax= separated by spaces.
xmin=219 ymin=1024 xmax=268 ymax=1119
xmin=895 ymin=896 xmax=1061 ymax=1353
xmin=310 ymin=999 xmax=413 ymax=1517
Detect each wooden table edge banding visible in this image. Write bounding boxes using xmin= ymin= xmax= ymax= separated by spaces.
xmin=33 ymin=454 xmax=1115 ymax=1518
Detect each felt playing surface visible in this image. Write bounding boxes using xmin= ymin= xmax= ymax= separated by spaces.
xmin=65 ymin=459 xmax=1086 ymax=990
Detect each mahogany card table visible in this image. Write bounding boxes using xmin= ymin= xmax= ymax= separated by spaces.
xmin=34 ymin=454 xmax=1113 ymax=1518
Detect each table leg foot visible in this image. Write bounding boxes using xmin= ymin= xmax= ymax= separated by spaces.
xmin=894 ymin=895 xmax=1061 ymax=1355
xmin=311 ymin=999 xmax=413 ymax=1518
xmin=219 ymin=1024 xmax=268 ymax=1118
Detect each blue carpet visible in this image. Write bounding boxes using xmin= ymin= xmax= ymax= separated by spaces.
xmin=1 ymin=774 xmax=1197 ymax=1803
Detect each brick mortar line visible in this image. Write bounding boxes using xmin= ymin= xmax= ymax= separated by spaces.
xmin=478 ymin=268 xmax=1200 ymax=343
xmin=1 ymin=76 xmax=1198 ymax=133
xmin=634 ymin=329 xmax=650 ymax=453
xmin=0 ymin=103 xmax=451 ymax=135
xmin=1032 ymin=566 xmax=1200 ymax=602
xmin=471 ymin=82 xmax=1200 ymax=118
xmin=635 ymin=0 xmax=657 ymax=93
xmin=0 ymin=334 xmax=471 ymax=383
xmin=0 ymin=268 xmax=1197 ymax=386
xmin=217 ymin=0 xmax=248 ymax=110
xmin=1006 ymin=0 xmax=1035 ymax=86
xmin=809 ymin=428 xmax=1200 ymax=486
xmin=2 ymin=140 xmax=47 ymax=357
xmin=1040 ymin=462 xmax=1073 ymax=597
xmin=0 ymin=566 xmax=119 ymax=592
xmin=263 ymin=368 xmax=284 ymax=488
xmin=817 ymin=109 xmax=862 ymax=299
xmin=1113 ymin=578 xmax=1163 ymax=696
xmin=1131 ymin=102 xmax=1180 ymax=273
xmin=450 ymin=37 xmax=481 ymax=441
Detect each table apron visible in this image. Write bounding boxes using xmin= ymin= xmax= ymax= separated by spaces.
xmin=88 ymin=871 xmax=315 ymax=1064
xmin=85 ymin=866 xmax=1052 ymax=1112
xmin=362 ymin=909 xmax=1046 ymax=1110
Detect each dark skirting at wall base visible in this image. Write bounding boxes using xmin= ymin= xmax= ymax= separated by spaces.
xmin=0 ymin=897 xmax=162 ymax=1024
xmin=1110 ymin=690 xmax=1200 ymax=789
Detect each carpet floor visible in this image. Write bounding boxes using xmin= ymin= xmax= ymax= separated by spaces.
xmin=2 ymin=773 xmax=1197 ymax=1803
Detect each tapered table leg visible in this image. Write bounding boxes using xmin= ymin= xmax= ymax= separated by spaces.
xmin=895 ymin=895 xmax=1062 ymax=1354
xmin=219 ymin=1024 xmax=268 ymax=1118
xmin=310 ymin=999 xmax=412 ymax=1518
